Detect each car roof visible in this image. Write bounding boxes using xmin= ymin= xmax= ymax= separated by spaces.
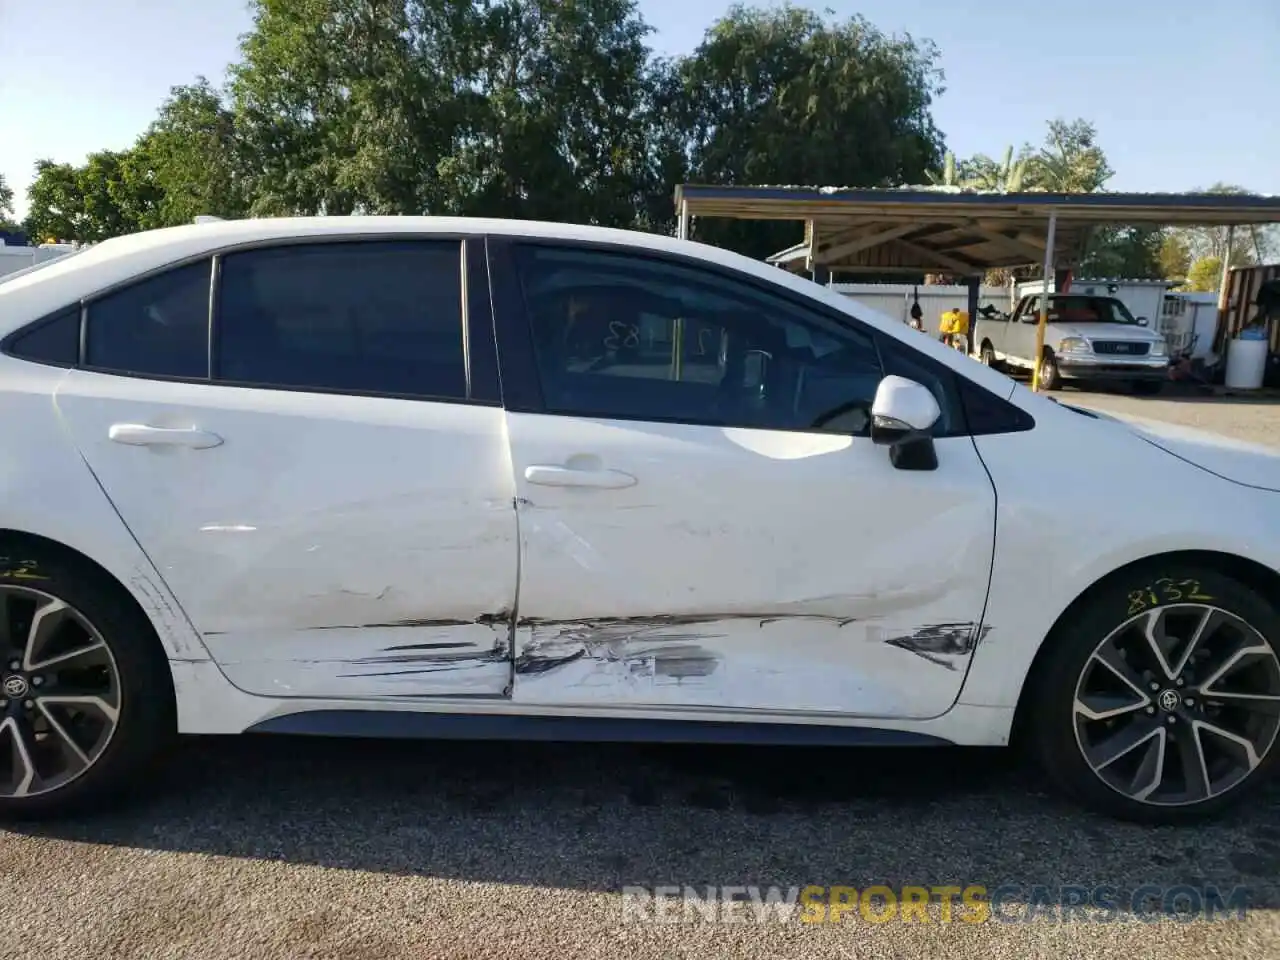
xmin=0 ymin=215 xmax=1031 ymax=402
xmin=0 ymin=216 xmax=745 ymax=307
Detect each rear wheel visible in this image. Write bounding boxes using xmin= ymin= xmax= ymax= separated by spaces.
xmin=0 ymin=545 xmax=174 ymax=819
xmin=1026 ymin=564 xmax=1280 ymax=823
xmin=979 ymin=339 xmax=1002 ymax=371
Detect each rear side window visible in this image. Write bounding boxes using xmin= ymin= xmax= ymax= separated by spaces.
xmin=84 ymin=261 xmax=212 ymax=378
xmin=5 ymin=307 xmax=80 ymax=366
xmin=214 ymin=240 xmax=466 ymax=399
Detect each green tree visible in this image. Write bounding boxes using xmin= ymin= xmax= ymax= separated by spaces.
xmin=960 ymin=146 xmax=1029 ymax=192
xmin=230 ymin=0 xmax=659 ymax=224
xmin=1158 ymin=231 xmax=1192 ymax=281
xmin=669 ymin=4 xmax=945 ymax=256
xmin=137 ymin=78 xmax=250 ymax=226
xmin=1167 ymin=183 xmax=1275 ymax=271
xmin=1021 ymin=118 xmax=1114 ymax=193
xmin=1078 ymin=225 xmax=1165 ymax=279
xmin=1184 ymin=255 xmax=1224 ymax=292
xmin=929 ymin=145 xmax=1028 ymax=193
xmin=0 ymin=173 xmax=14 ymax=221
xmin=0 ymin=173 xmax=20 ymax=233
xmin=23 ymin=151 xmax=158 ymax=243
xmin=231 ymin=0 xmax=403 ymax=216
xmin=439 ymin=0 xmax=659 ymax=225
xmin=24 ymin=160 xmax=87 ymax=242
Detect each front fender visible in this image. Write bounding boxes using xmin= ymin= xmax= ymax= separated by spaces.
xmin=959 ymin=408 xmax=1280 ymax=710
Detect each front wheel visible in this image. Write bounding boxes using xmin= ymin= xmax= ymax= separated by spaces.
xmin=0 ymin=546 xmax=175 ymax=819
xmin=1025 ymin=565 xmax=1280 ymax=823
xmin=1037 ymin=349 xmax=1060 ymax=391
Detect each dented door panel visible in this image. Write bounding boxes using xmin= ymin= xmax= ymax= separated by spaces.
xmin=58 ymin=377 xmax=520 ymax=699
xmin=506 ymin=412 xmax=996 ymax=720
xmin=205 ymin=620 xmax=511 ymax=698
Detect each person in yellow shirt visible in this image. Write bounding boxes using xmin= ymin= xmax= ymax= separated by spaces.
xmin=938 ymin=307 xmax=970 ymax=348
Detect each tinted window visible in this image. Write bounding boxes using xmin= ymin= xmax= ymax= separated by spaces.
xmin=513 ymin=245 xmax=884 ymax=435
xmin=957 ymin=378 xmax=1036 ymax=435
xmin=5 ymin=307 xmax=80 ymax=365
xmin=215 ymin=241 xmax=465 ymax=399
xmin=85 ymin=261 xmax=211 ymax=378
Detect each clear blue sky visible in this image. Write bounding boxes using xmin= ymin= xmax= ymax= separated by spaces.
xmin=2 ymin=0 xmax=1277 ymax=219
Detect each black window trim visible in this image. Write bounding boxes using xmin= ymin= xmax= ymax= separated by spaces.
xmin=1 ymin=232 xmax=502 ymax=408
xmin=486 ymin=234 xmax=1033 ymax=438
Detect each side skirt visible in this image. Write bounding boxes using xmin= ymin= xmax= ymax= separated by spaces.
xmin=245 ymin=710 xmax=954 ymax=746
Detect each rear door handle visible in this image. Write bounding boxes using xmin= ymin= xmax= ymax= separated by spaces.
xmin=108 ymin=424 xmax=224 ymax=449
xmin=524 ymin=465 xmax=637 ymax=489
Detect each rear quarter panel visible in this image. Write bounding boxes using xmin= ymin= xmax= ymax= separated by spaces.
xmin=0 ymin=356 xmax=212 ymax=662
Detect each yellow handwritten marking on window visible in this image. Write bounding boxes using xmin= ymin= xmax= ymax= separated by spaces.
xmin=1127 ymin=578 xmax=1215 ymax=616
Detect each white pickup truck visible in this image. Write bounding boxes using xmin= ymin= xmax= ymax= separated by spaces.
xmin=973 ymin=293 xmax=1170 ymax=394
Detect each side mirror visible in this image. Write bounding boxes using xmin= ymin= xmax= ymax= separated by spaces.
xmin=1136 ymin=316 xmax=1149 ymax=326
xmin=870 ymin=375 xmax=941 ymax=471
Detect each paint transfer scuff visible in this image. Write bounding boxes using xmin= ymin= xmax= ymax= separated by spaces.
xmin=884 ymin=622 xmax=992 ymax=670
xmin=515 ymin=615 xmax=727 ymax=681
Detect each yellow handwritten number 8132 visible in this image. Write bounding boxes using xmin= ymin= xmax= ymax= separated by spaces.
xmin=1127 ymin=578 xmax=1215 ymax=616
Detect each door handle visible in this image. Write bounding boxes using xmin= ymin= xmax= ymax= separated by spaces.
xmin=108 ymin=424 xmax=224 ymax=449
xmin=524 ymin=464 xmax=637 ymax=489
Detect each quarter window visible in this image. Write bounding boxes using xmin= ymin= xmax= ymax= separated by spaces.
xmin=84 ymin=260 xmax=212 ymax=378
xmin=215 ymin=240 xmax=466 ymax=399
xmin=5 ymin=306 xmax=80 ymax=366
xmin=513 ymin=245 xmax=885 ymax=435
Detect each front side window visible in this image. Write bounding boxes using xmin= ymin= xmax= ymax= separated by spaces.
xmin=84 ymin=260 xmax=212 ymax=378
xmin=215 ymin=240 xmax=466 ymax=399
xmin=512 ymin=245 xmax=885 ymax=435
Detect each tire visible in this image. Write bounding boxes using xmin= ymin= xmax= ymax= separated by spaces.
xmin=1132 ymin=379 xmax=1164 ymax=396
xmin=1037 ymin=349 xmax=1060 ymax=391
xmin=1025 ymin=563 xmax=1280 ymax=824
xmin=0 ymin=542 xmax=175 ymax=819
xmin=979 ymin=340 xmax=1002 ymax=371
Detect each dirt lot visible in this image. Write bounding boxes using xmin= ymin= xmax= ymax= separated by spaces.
xmin=1066 ymin=384 xmax=1280 ymax=447
xmin=2 ymin=389 xmax=1279 ymax=960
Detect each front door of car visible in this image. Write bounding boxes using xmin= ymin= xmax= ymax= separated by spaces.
xmin=489 ymin=239 xmax=997 ymax=721
xmin=53 ymin=237 xmax=518 ymax=700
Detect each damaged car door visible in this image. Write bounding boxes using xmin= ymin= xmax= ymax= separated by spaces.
xmin=489 ymin=239 xmax=997 ymax=720
xmin=53 ymin=237 xmax=519 ymax=700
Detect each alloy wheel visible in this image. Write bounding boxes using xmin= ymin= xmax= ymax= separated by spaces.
xmin=0 ymin=586 xmax=121 ymax=799
xmin=1073 ymin=603 xmax=1280 ymax=806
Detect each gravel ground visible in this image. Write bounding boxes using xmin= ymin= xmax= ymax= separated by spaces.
xmin=3 ymin=389 xmax=1279 ymax=960
xmin=1063 ymin=384 xmax=1280 ymax=447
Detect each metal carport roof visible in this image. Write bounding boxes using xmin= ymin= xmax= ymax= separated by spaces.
xmin=671 ymin=185 xmax=1280 ymax=275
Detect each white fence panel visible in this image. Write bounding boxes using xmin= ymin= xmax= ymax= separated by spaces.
xmin=829 ymin=283 xmax=1009 ymax=326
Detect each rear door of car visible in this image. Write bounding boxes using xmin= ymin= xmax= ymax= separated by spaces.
xmin=52 ymin=234 xmax=519 ymax=700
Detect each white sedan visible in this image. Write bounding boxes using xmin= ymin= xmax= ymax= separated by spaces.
xmin=0 ymin=216 xmax=1277 ymax=823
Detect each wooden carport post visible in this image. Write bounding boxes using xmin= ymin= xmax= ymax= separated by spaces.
xmin=1030 ymin=210 xmax=1058 ymax=392
xmin=1216 ymin=225 xmax=1235 ymax=343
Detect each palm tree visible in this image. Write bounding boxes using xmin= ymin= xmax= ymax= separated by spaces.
xmin=926 ymin=146 xmax=1027 ymax=193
